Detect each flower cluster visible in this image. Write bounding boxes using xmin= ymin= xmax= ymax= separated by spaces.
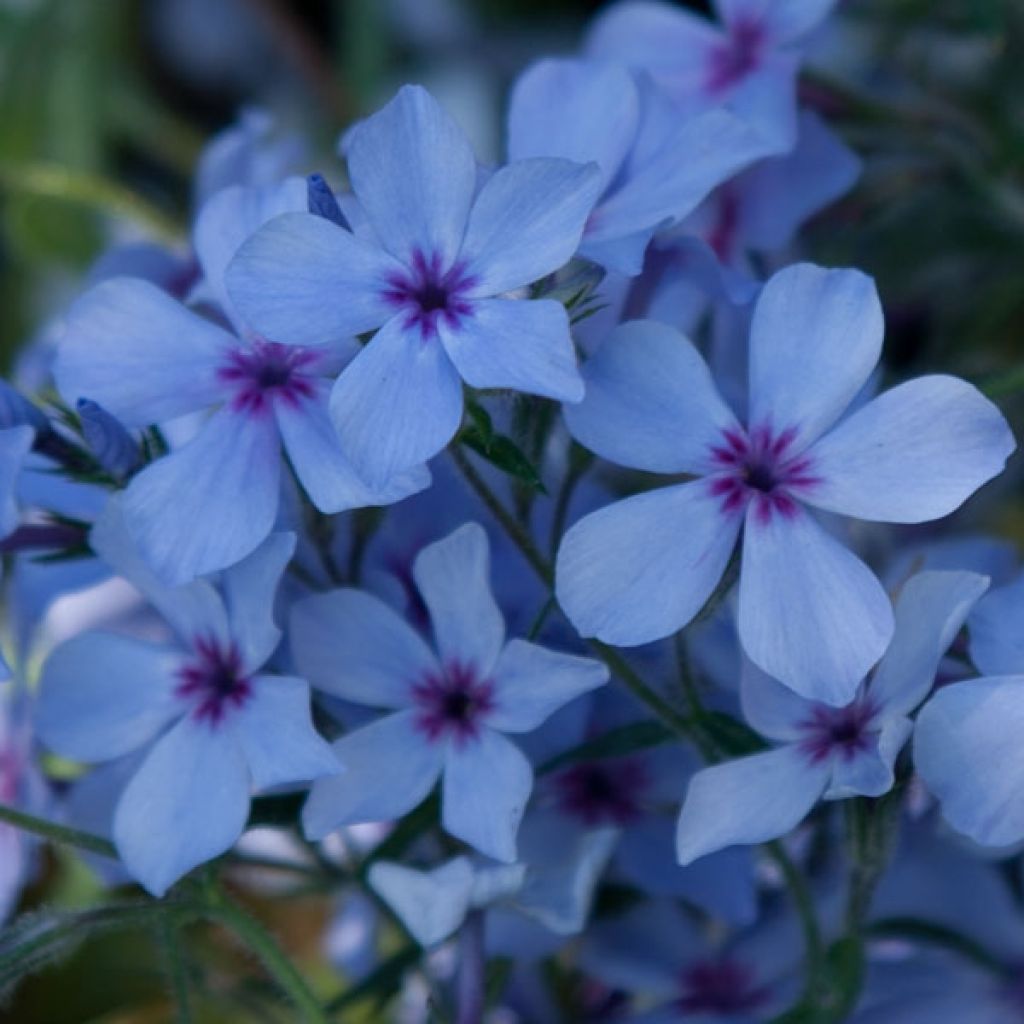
xmin=1 ymin=1 xmax=1022 ymax=1021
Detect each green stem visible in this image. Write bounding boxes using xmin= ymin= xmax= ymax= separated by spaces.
xmin=157 ymin=916 xmax=195 ymax=1024
xmin=0 ymin=801 xmax=117 ymax=858
xmin=201 ymin=885 xmax=329 ymax=1024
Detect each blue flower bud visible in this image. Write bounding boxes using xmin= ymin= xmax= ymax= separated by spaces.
xmin=77 ymin=398 xmax=141 ymax=479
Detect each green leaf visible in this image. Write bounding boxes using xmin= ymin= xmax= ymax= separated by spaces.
xmin=459 ymin=427 xmax=547 ymax=494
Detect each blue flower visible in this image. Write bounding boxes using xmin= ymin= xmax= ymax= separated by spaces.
xmin=34 ymin=506 xmax=339 ymax=896
xmin=676 ymin=571 xmax=988 ymax=863
xmin=55 ymin=177 xmax=428 ymax=585
xmin=915 ymin=570 xmax=1024 ymax=847
xmin=293 ymin=522 xmax=609 ymax=862
xmin=226 ymin=85 xmax=602 ymax=488
xmin=556 ymin=264 xmax=1014 ymax=704
xmin=508 ymin=58 xmax=773 ymax=275
xmin=586 ymin=0 xmax=840 ymax=153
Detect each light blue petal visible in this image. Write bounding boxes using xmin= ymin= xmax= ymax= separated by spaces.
xmin=738 ymin=503 xmax=893 ymax=706
xmin=121 ymin=407 xmax=281 ymax=585
xmin=114 ymin=717 xmax=250 ymax=895
xmin=508 ymin=58 xmax=639 ymax=195
xmin=36 ymin=632 xmax=182 ymax=763
xmin=221 ymin=532 xmax=296 ymax=671
xmin=344 ymin=84 xmax=477 ymax=268
xmin=717 ymin=0 xmax=838 ymax=43
xmin=915 ymin=676 xmax=1024 ymax=847
xmin=488 ymin=640 xmax=608 ymax=733
xmin=277 ymin=383 xmax=430 ymax=514
xmin=368 ymin=857 xmax=474 ymax=947
xmin=676 ymin=745 xmax=829 ymax=863
xmin=302 ymin=711 xmax=444 ymax=840
xmin=193 ymin=177 xmax=307 ymax=320
xmin=970 ymin=574 xmax=1024 ymax=675
xmin=443 ymin=728 xmax=533 ymax=862
xmin=739 ymin=658 xmax=812 ymax=742
xmin=459 ymin=158 xmax=601 ymax=296
xmin=290 ymin=589 xmax=437 ymax=707
xmin=55 ymin=278 xmax=234 ymax=425
xmin=825 ymin=715 xmax=910 ymax=799
xmin=413 ymin=523 xmax=505 ymax=675
xmin=233 ymin=674 xmax=340 ymax=790
xmin=563 ymin=319 xmax=740 ymax=474
xmin=0 ymin=426 xmax=33 ymax=538
xmin=556 ymin=481 xmax=741 ymax=646
xmin=723 ymin=53 xmax=800 ymax=154
xmin=740 ymin=112 xmax=861 ymax=251
xmin=329 ymin=315 xmax=464 ymax=490
xmin=90 ymin=496 xmax=230 ymax=648
xmin=748 ymin=264 xmax=884 ymax=453
xmin=439 ymin=299 xmax=582 ymax=402
xmin=803 ymin=377 xmax=1015 ymax=524
xmin=226 ymin=212 xmax=400 ymax=346
xmin=869 ymin=570 xmax=989 ymax=715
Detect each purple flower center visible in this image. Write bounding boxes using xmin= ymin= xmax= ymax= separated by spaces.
xmin=706 ymin=17 xmax=765 ymax=93
xmin=412 ymin=660 xmax=495 ymax=745
xmin=677 ymin=958 xmax=772 ymax=1015
xmin=383 ymin=249 xmax=477 ymax=339
xmin=553 ymin=757 xmax=650 ymax=826
xmin=217 ymin=340 xmax=319 ymax=416
xmin=176 ymin=637 xmax=253 ymax=725
xmin=797 ymin=697 xmax=880 ymax=764
xmin=708 ymin=425 xmax=820 ymax=524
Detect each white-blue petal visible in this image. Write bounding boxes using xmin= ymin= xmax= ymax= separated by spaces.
xmin=969 ymin=574 xmax=1024 ymax=676
xmin=368 ymin=858 xmax=474 ymax=947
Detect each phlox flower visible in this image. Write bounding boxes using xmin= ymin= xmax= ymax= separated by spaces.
xmin=0 ymin=424 xmax=34 ymax=679
xmin=676 ymin=571 xmax=987 ymax=864
xmin=55 ymin=176 xmax=427 ymax=585
xmin=556 ymin=263 xmax=1014 ymax=704
xmin=508 ymin=57 xmax=773 ymax=275
xmin=586 ymin=0 xmax=840 ymax=153
xmin=35 ymin=504 xmax=339 ymax=896
xmin=915 ymin=570 xmax=1024 ymax=847
xmin=293 ymin=522 xmax=609 ymax=862
xmin=226 ymin=84 xmax=602 ymax=489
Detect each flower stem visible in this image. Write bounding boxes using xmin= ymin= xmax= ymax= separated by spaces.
xmin=0 ymin=801 xmax=117 ymax=858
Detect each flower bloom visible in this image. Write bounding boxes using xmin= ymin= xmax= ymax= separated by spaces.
xmin=34 ymin=508 xmax=339 ymax=896
xmin=293 ymin=522 xmax=608 ymax=862
xmin=556 ymin=263 xmax=1014 ymax=704
xmin=226 ymin=85 xmax=602 ymax=489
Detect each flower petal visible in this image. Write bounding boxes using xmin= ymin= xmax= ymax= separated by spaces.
xmin=290 ymin=589 xmax=437 ymax=707
xmin=234 ymin=674 xmax=340 ymax=790
xmin=36 ymin=633 xmax=182 ymax=763
xmin=563 ymin=319 xmax=740 ymax=474
xmin=302 ymin=711 xmax=444 ymax=840
xmin=748 ymin=264 xmax=884 ymax=452
xmin=488 ymin=639 xmax=609 ymax=733
xmin=0 ymin=426 xmax=33 ymax=538
xmin=121 ymin=408 xmax=281 ymax=585
xmin=459 ymin=158 xmax=601 ymax=296
xmin=869 ymin=570 xmax=989 ymax=716
xmin=344 ymin=84 xmax=477 ymax=267
xmin=556 ymin=481 xmax=741 ymax=646
xmin=226 ymin=212 xmax=400 ymax=346
xmin=439 ymin=298 xmax=582 ymax=402
xmin=442 ymin=728 xmax=533 ymax=862
xmin=368 ymin=858 xmax=475 ymax=947
xmin=969 ymin=574 xmax=1024 ymax=676
xmin=802 ymin=376 xmax=1015 ymax=524
xmin=716 ymin=0 xmax=838 ymax=43
xmin=114 ymin=717 xmax=251 ymax=896
xmin=739 ymin=658 xmax=812 ymax=742
xmin=914 ymin=677 xmax=1024 ymax=847
xmin=55 ymin=278 xmax=234 ymax=425
xmin=277 ymin=384 xmax=430 ymax=514
xmin=738 ymin=503 xmax=893 ymax=705
xmin=413 ymin=523 xmax=505 ymax=675
xmin=676 ymin=745 xmax=829 ymax=863
xmin=329 ymin=316 xmax=464 ymax=490
xmin=508 ymin=58 xmax=639 ymax=195
xmin=221 ymin=532 xmax=296 ymax=671
xmin=826 ymin=716 xmax=911 ymax=800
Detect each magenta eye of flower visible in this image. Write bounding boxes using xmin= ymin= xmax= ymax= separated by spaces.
xmin=412 ymin=660 xmax=495 ymax=744
xmin=677 ymin=958 xmax=771 ymax=1014
xmin=176 ymin=637 xmax=253 ymax=725
xmin=798 ymin=698 xmax=880 ymax=764
xmin=383 ymin=249 xmax=477 ymax=338
xmin=553 ymin=757 xmax=649 ymax=825
xmin=707 ymin=18 xmax=765 ymax=92
xmin=742 ymin=458 xmax=779 ymax=494
xmin=218 ymin=341 xmax=318 ymax=415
